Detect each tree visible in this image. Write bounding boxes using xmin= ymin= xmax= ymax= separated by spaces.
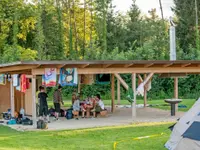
xmin=173 ymin=0 xmax=200 ymax=59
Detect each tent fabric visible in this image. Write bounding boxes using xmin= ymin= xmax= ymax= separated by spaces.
xmin=182 ymin=121 xmax=200 ymax=141
xmin=165 ymin=98 xmax=200 ymax=150
xmin=175 ymin=138 xmax=200 ymax=150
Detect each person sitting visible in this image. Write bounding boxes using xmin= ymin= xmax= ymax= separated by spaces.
xmin=73 ymin=95 xmax=80 ymax=120
xmin=91 ymin=94 xmax=105 ymax=118
xmin=81 ymin=96 xmax=93 ymax=118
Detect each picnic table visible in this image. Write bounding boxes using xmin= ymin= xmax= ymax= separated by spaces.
xmin=165 ymin=99 xmax=182 ymax=116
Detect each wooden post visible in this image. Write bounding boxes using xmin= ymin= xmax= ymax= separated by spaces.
xmin=111 ymin=74 xmax=115 ymax=113
xmin=132 ymin=73 xmax=136 ymax=119
xmin=78 ymin=75 xmax=81 ymax=94
xmin=10 ymin=77 xmax=15 ymax=117
xmin=117 ymin=79 xmax=120 ymax=105
xmin=144 ymin=74 xmax=147 ymax=107
xmin=32 ymin=75 xmax=37 ymax=128
xmin=174 ymin=77 xmax=178 ymax=111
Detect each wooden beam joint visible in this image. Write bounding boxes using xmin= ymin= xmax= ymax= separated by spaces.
xmin=124 ymin=64 xmax=134 ymax=68
xmin=144 ymin=63 xmax=154 ymax=68
xmin=114 ymin=73 xmax=129 ymax=90
xmin=182 ymin=63 xmax=191 ymax=68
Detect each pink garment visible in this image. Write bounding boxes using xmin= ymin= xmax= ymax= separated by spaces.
xmin=21 ymin=74 xmax=26 ymax=93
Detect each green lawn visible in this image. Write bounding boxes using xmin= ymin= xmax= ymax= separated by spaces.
xmin=48 ymin=99 xmax=196 ymax=112
xmin=0 ymin=122 xmax=172 ymax=150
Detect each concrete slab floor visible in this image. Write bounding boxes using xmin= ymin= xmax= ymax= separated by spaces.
xmin=1 ymin=107 xmax=184 ymax=131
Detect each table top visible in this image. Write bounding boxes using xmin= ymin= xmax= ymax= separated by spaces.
xmin=165 ymin=99 xmax=182 ymax=104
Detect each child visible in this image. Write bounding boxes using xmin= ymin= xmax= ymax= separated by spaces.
xmin=81 ymin=97 xmax=90 ymax=118
xmin=38 ymin=86 xmax=49 ymax=123
xmin=73 ymin=95 xmax=80 ymax=120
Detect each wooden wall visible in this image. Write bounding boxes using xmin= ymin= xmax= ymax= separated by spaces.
xmin=0 ymin=77 xmax=42 ymax=116
xmin=25 ymin=83 xmax=32 ymax=115
xmin=0 ymin=82 xmax=10 ymax=113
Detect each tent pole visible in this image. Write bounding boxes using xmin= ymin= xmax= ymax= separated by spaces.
xmin=132 ymin=73 xmax=136 ymax=120
xmin=32 ymin=75 xmax=37 ymax=128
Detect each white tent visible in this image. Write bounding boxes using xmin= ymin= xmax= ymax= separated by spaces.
xmin=165 ymin=98 xmax=200 ymax=150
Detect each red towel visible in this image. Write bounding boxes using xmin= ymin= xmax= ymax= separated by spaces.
xmin=21 ymin=74 xmax=26 ymax=93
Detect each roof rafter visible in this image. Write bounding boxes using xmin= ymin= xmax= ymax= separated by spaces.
xmin=181 ymin=63 xmax=191 ymax=67
xmin=124 ymin=64 xmax=134 ymax=68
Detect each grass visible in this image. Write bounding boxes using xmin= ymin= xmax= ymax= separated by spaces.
xmin=48 ymin=99 xmax=196 ymax=112
xmin=0 ymin=122 xmax=173 ymax=150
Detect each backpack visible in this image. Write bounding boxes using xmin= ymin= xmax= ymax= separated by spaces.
xmin=22 ymin=118 xmax=33 ymax=126
xmin=49 ymin=108 xmax=55 ymax=117
xmin=60 ymin=109 xmax=65 ymax=117
xmin=37 ymin=120 xmax=48 ymax=129
xmin=7 ymin=119 xmax=16 ymax=125
xmin=66 ymin=108 xmax=73 ymax=120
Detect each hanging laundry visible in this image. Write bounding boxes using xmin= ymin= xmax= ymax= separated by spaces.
xmin=21 ymin=74 xmax=27 ymax=93
xmin=7 ymin=74 xmax=12 ymax=82
xmin=16 ymin=78 xmax=21 ymax=91
xmin=136 ymin=83 xmax=144 ymax=97
xmin=26 ymin=79 xmax=30 ymax=89
xmin=0 ymin=74 xmax=5 ymax=85
xmin=44 ymin=68 xmax=57 ymax=87
xmin=59 ymin=68 xmax=78 ymax=86
xmin=147 ymin=80 xmax=152 ymax=91
xmin=42 ymin=75 xmax=45 ymax=86
xmin=13 ymin=74 xmax=19 ymax=87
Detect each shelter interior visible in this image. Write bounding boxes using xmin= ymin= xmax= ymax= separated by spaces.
xmin=1 ymin=60 xmax=200 ymax=128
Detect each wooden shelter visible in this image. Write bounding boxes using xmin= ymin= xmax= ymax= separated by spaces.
xmin=0 ymin=60 xmax=200 ymax=128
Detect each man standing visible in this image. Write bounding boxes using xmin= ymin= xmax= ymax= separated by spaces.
xmin=53 ymin=85 xmax=64 ymax=120
xmin=38 ymin=86 xmax=49 ymax=123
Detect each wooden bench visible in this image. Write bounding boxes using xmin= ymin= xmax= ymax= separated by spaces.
xmin=99 ymin=110 xmax=108 ymax=117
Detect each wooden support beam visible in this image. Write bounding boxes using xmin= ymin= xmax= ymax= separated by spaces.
xmin=103 ymin=64 xmax=112 ymax=68
xmin=32 ymin=75 xmax=37 ymax=128
xmin=143 ymin=73 xmax=154 ymax=86
xmin=124 ymin=64 xmax=134 ymax=68
xmin=111 ymin=74 xmax=115 ymax=113
xmin=132 ymin=73 xmax=136 ymax=119
xmin=114 ymin=73 xmax=129 ymax=90
xmin=117 ymin=79 xmax=120 ymax=105
xmin=163 ymin=63 xmax=173 ymax=68
xmin=144 ymin=63 xmax=154 ymax=68
xmin=10 ymin=77 xmax=15 ymax=117
xmin=144 ymin=74 xmax=147 ymax=107
xmin=138 ymin=74 xmax=143 ymax=83
xmin=57 ymin=64 xmax=66 ymax=69
xmin=78 ymin=75 xmax=81 ymax=93
xmin=181 ymin=63 xmax=191 ymax=67
xmin=81 ymin=64 xmax=90 ymax=68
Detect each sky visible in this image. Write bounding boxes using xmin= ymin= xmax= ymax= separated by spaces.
xmin=113 ymin=0 xmax=174 ymax=18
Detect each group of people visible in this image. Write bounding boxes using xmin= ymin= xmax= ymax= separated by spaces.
xmin=72 ymin=93 xmax=105 ymax=120
xmin=36 ymin=85 xmax=105 ymax=122
xmin=36 ymin=85 xmax=63 ymax=122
